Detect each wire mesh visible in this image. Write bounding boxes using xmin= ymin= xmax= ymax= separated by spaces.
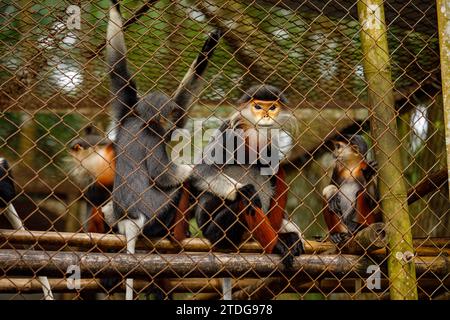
xmin=0 ymin=0 xmax=448 ymax=300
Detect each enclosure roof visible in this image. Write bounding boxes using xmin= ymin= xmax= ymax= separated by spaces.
xmin=0 ymin=0 xmax=440 ymax=112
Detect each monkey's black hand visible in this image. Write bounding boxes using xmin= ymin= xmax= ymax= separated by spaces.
xmin=202 ymin=30 xmax=222 ymax=53
xmin=237 ymin=184 xmax=262 ymax=216
xmin=346 ymin=220 xmax=362 ymax=234
xmin=363 ymin=160 xmax=378 ymax=180
xmin=328 ymin=193 xmax=341 ymax=213
xmin=196 ymin=30 xmax=223 ymax=76
xmin=273 ymin=232 xmax=304 ymax=270
xmin=330 ymin=232 xmax=351 ymax=245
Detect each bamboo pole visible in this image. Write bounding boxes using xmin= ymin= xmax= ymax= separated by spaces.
xmin=1 ymin=229 xmax=447 ymax=255
xmin=0 ymin=278 xmax=258 ymax=294
xmin=357 ymin=0 xmax=418 ymax=299
xmin=341 ymin=223 xmax=387 ymax=254
xmin=436 ymin=0 xmax=450 ymax=199
xmin=232 ymin=277 xmax=450 ymax=300
xmin=0 ymin=250 xmax=447 ymax=279
xmin=1 ymin=276 xmax=447 ymax=297
xmin=0 ymin=229 xmax=332 ymax=254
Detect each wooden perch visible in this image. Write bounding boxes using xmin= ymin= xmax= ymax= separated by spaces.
xmin=195 ymin=2 xmax=266 ymax=81
xmin=0 ymin=278 xmax=255 ymax=294
xmin=413 ymin=237 xmax=450 ymax=249
xmin=1 ymin=276 xmax=447 ymax=296
xmin=0 ymin=229 xmax=332 ymax=254
xmin=0 ymin=249 xmax=448 ymax=279
xmin=340 ymin=223 xmax=387 ymax=254
xmin=0 ymin=229 xmax=448 ymax=256
xmin=232 ymin=277 xmax=450 ymax=300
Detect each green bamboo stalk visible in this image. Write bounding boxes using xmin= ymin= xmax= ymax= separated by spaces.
xmin=436 ymin=0 xmax=450 ymax=199
xmin=357 ymin=0 xmax=418 ymax=300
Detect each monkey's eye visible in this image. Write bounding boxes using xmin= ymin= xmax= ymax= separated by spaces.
xmin=254 ymin=104 xmax=262 ymax=110
xmin=269 ymin=105 xmax=277 ymax=111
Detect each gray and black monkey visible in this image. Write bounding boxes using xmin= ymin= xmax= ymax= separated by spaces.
xmin=0 ymin=157 xmax=54 ymax=299
xmin=190 ymin=85 xmax=305 ymax=269
xmin=322 ymin=134 xmax=381 ymax=245
xmin=106 ymin=0 xmax=221 ymax=299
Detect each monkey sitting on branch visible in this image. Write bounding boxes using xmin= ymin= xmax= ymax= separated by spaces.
xmin=322 ymin=134 xmax=381 ymax=245
xmin=190 ymin=85 xmax=305 ymax=269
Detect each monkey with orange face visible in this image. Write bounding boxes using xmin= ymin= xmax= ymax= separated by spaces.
xmin=68 ymin=127 xmax=115 ymax=233
xmin=191 ymin=85 xmax=305 ymax=268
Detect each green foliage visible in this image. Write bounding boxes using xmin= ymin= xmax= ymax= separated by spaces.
xmin=0 ymin=112 xmax=86 ymax=175
xmin=0 ymin=112 xmax=22 ymax=159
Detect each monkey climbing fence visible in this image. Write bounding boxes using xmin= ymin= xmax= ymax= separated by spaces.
xmin=0 ymin=0 xmax=449 ymax=300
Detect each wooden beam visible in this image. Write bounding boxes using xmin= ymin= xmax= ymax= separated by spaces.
xmin=1 ymin=229 xmax=448 ymax=255
xmin=0 ymin=250 xmax=447 ymax=279
xmin=0 ymin=278 xmax=257 ymax=294
xmin=232 ymin=277 xmax=450 ymax=300
xmin=1 ymin=276 xmax=447 ymax=296
xmin=0 ymin=229 xmax=333 ymax=254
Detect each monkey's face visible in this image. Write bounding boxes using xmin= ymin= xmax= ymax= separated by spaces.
xmin=68 ymin=142 xmax=115 ymax=186
xmin=332 ymin=141 xmax=361 ymax=162
xmin=241 ymin=99 xmax=283 ymax=128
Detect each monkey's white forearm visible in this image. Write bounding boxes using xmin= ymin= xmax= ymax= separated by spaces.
xmin=172 ymin=59 xmax=202 ymax=108
xmin=279 ymin=218 xmax=305 ymax=246
xmin=154 ymin=163 xmax=193 ymax=189
xmin=193 ymin=169 xmax=243 ymax=200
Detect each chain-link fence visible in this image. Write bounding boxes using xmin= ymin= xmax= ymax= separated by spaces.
xmin=0 ymin=0 xmax=448 ymax=300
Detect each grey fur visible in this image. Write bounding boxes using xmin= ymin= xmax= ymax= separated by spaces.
xmin=106 ymin=2 xmax=220 ymax=230
xmin=106 ymin=1 xmax=220 ymax=299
